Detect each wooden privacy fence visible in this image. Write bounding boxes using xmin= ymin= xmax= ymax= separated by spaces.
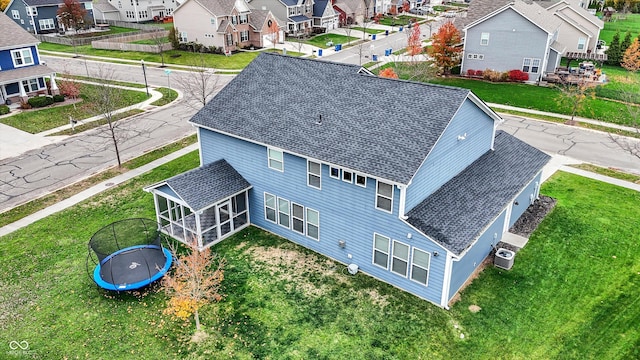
xmin=92 ymin=30 xmax=171 ymax=53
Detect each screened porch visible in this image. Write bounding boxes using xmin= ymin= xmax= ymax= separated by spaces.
xmin=144 ymin=159 xmax=252 ymax=251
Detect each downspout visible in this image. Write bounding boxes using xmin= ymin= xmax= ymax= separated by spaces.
xmin=440 ymin=252 xmax=453 ymax=309
xmin=398 ymin=184 xmax=407 ymax=219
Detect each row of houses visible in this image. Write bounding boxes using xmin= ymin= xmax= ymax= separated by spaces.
xmin=455 ymin=0 xmax=605 ymax=82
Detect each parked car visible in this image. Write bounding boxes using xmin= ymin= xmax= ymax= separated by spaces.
xmin=410 ymin=8 xmax=426 ymax=15
xmin=443 ymin=10 xmax=457 ymax=17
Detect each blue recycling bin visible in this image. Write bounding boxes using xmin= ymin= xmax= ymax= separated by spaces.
xmin=372 ymin=54 xmax=378 ymax=61
xmin=335 ymin=44 xmax=342 ymax=51
xmin=372 ymin=34 xmax=376 ymax=40
xmin=399 ymin=26 xmax=403 ymax=32
xmin=384 ymin=48 xmax=392 ymax=56
xmin=318 ymin=49 xmax=322 ymax=56
xmin=385 ymin=30 xmax=389 ymax=36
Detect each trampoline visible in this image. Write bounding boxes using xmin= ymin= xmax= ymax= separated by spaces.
xmin=87 ymin=218 xmax=172 ymax=291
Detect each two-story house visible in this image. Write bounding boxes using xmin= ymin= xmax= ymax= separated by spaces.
xmin=92 ymin=0 xmax=177 ymax=23
xmin=333 ymin=0 xmax=373 ymax=26
xmin=312 ymin=0 xmax=339 ymax=31
xmin=0 ymin=12 xmax=58 ymax=105
xmin=172 ymin=0 xmax=282 ymax=51
xmin=145 ymin=53 xmax=550 ymax=308
xmin=250 ymin=0 xmax=313 ymax=36
xmin=459 ymin=0 xmax=564 ymax=82
xmin=4 ymin=0 xmax=94 ymax=34
xmin=540 ymin=0 xmax=604 ymax=53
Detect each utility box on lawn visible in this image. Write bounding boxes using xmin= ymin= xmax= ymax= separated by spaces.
xmin=494 ymin=248 xmax=515 ymax=270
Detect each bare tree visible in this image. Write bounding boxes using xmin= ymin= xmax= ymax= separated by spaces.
xmin=174 ymin=55 xmax=224 ymax=110
xmin=82 ymin=66 xmax=133 ymax=167
xmin=553 ymin=77 xmax=594 ymax=125
xmin=149 ymin=29 xmax=168 ymax=67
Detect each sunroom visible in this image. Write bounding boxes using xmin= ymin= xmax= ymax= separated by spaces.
xmin=144 ymin=159 xmax=252 ymax=251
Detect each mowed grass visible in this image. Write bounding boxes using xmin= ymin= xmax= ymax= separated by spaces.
xmin=39 ymin=43 xmax=259 ymax=70
xmin=599 ymin=13 xmax=640 ymax=45
xmin=306 ymin=34 xmax=360 ymax=48
xmin=0 ymin=85 xmax=149 ymax=133
xmin=0 ymin=149 xmax=639 ymax=359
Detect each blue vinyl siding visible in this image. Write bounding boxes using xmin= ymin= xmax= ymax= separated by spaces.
xmin=462 ymin=8 xmax=549 ymax=77
xmin=405 ymin=100 xmax=494 ymax=211
xmin=448 ymin=209 xmax=507 ymax=300
xmin=199 ymin=128 xmax=448 ymax=304
xmin=0 ymin=46 xmax=40 ymax=71
xmin=508 ymin=171 xmax=542 ymax=229
xmin=6 ymin=3 xmax=93 ymax=33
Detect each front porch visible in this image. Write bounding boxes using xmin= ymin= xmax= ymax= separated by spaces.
xmin=145 ymin=159 xmax=252 ymax=251
xmin=0 ymin=65 xmax=59 ymax=105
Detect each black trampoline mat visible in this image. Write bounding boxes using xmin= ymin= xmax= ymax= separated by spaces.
xmin=100 ymin=247 xmax=166 ymax=285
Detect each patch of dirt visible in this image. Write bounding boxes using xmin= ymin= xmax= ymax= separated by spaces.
xmin=468 ymin=304 xmax=481 ymax=313
xmin=191 ymin=329 xmax=209 ymax=343
xmin=360 ymin=288 xmax=390 ymax=308
xmin=509 ymin=195 xmax=557 ymax=238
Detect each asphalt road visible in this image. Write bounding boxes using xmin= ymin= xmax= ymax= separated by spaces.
xmin=1 ymin=56 xmax=639 ymax=214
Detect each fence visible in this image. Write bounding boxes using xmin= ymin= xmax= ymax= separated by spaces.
xmin=92 ymin=30 xmax=171 ymax=53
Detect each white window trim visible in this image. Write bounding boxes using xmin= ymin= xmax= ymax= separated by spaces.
xmin=22 ymin=78 xmax=40 ymax=92
xmin=264 ymin=192 xmax=277 ymax=223
xmin=307 ymin=160 xmax=321 ymax=189
xmin=85 ymin=2 xmax=93 ymax=9
xmin=39 ymin=18 xmax=55 ymax=30
xmin=277 ymin=197 xmax=290 ymax=228
xmin=531 ymin=58 xmax=541 ymax=73
xmin=11 ymin=48 xmax=34 ymax=68
xmin=292 ymin=202 xmax=305 ymax=235
xmin=372 ymin=233 xmax=390 ymax=270
xmin=391 ymin=240 xmax=409 ymax=277
xmin=480 ymin=32 xmax=490 ymax=46
xmin=267 ymin=147 xmax=284 ymax=172
xmin=375 ymin=180 xmax=393 ymax=213
xmin=329 ymin=166 xmax=340 ymax=179
xmin=410 ymin=248 xmax=431 ymax=286
xmin=12 ymin=10 xmax=20 ymax=19
xmin=26 ymin=6 xmax=37 ymax=16
xmin=355 ymin=174 xmax=366 ymax=188
xmin=577 ymin=37 xmax=586 ymax=50
xmin=305 ymin=207 xmax=319 ymax=241
xmin=342 ymin=170 xmax=353 ymax=183
xmin=240 ymin=30 xmax=249 ymax=42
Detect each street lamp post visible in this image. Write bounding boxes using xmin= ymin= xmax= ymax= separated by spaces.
xmin=141 ymin=59 xmax=149 ymax=97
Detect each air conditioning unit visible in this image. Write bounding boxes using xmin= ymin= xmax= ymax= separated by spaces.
xmin=494 ymin=248 xmax=515 ymax=270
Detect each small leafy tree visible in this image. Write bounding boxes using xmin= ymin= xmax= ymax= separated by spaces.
xmin=149 ymin=30 xmax=168 ymax=67
xmin=621 ymin=38 xmax=640 ymax=72
xmin=168 ymin=27 xmax=180 ymax=49
xmin=606 ymin=31 xmax=622 ymax=65
xmin=57 ymin=79 xmax=82 ymax=99
xmin=57 ymin=0 xmax=87 ymax=32
xmin=554 ymin=78 xmax=594 ymax=125
xmin=406 ymin=22 xmax=422 ymax=56
xmin=379 ymin=67 xmax=399 ymax=79
xmin=621 ymin=31 xmax=633 ymax=54
xmin=427 ymin=21 xmax=462 ymax=75
xmin=162 ymin=237 xmax=226 ymax=332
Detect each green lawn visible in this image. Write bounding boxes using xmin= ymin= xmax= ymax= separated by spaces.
xmin=1 ymin=150 xmax=638 ymax=359
xmin=377 ymin=15 xmax=420 ymax=27
xmin=0 ymin=85 xmax=148 ymax=133
xmin=39 ymin=43 xmax=259 ymax=70
xmin=351 ymin=26 xmax=386 ymax=35
xmin=599 ymin=13 xmax=640 ymax=45
xmin=306 ymin=34 xmax=359 ymax=48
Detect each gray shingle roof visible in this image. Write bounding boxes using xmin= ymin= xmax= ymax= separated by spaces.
xmin=456 ymin=0 xmax=562 ymax=35
xmin=189 ymin=53 xmax=472 ymax=185
xmin=193 ymin=0 xmax=237 ymax=15
xmin=289 ymin=14 xmax=310 ymax=22
xmin=159 ymin=159 xmax=251 ymax=211
xmin=23 ymin=0 xmax=89 ymax=6
xmin=313 ymin=0 xmax=329 ymax=17
xmin=406 ymin=131 xmax=550 ymax=256
xmin=0 ymin=12 xmax=39 ymax=50
xmin=0 ymin=64 xmax=53 ymax=84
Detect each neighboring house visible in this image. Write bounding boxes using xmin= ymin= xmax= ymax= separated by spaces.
xmin=173 ymin=0 xmax=282 ymax=52
xmin=0 ymin=12 xmax=58 ymax=105
xmin=333 ymin=0 xmax=373 ymax=25
xmin=312 ymin=0 xmax=339 ymax=31
xmin=540 ymin=0 xmax=604 ymax=53
xmin=4 ymin=0 xmax=94 ymax=34
xmin=92 ymin=0 xmax=177 ymax=23
xmin=250 ymin=0 xmax=313 ymax=35
xmin=145 ymin=53 xmax=550 ymax=308
xmin=459 ymin=0 xmax=564 ymax=82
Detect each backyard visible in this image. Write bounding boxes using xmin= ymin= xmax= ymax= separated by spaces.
xmin=0 ymin=150 xmax=638 ymax=359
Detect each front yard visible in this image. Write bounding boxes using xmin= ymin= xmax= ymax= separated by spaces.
xmin=0 ymin=149 xmax=638 ymax=359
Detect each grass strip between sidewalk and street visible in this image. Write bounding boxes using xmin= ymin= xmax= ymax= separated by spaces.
xmin=0 ymin=134 xmax=197 ymax=228
xmin=569 ymin=163 xmax=640 ymax=184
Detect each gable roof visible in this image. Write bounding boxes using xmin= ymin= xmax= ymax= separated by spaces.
xmin=542 ymin=0 xmax=603 ymax=28
xmin=183 ymin=0 xmax=237 ymax=15
xmin=406 ymin=131 xmax=550 ymax=256
xmin=93 ymin=0 xmax=120 ymax=13
xmin=189 ymin=53 xmax=494 ymax=185
xmin=313 ymin=0 xmax=330 ymax=17
xmin=146 ymin=159 xmax=251 ymax=211
xmin=22 ymin=0 xmax=89 ymax=6
xmin=464 ymin=0 xmax=562 ymax=35
xmin=0 ymin=12 xmax=39 ymax=50
xmin=249 ymin=9 xmax=269 ymax=30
